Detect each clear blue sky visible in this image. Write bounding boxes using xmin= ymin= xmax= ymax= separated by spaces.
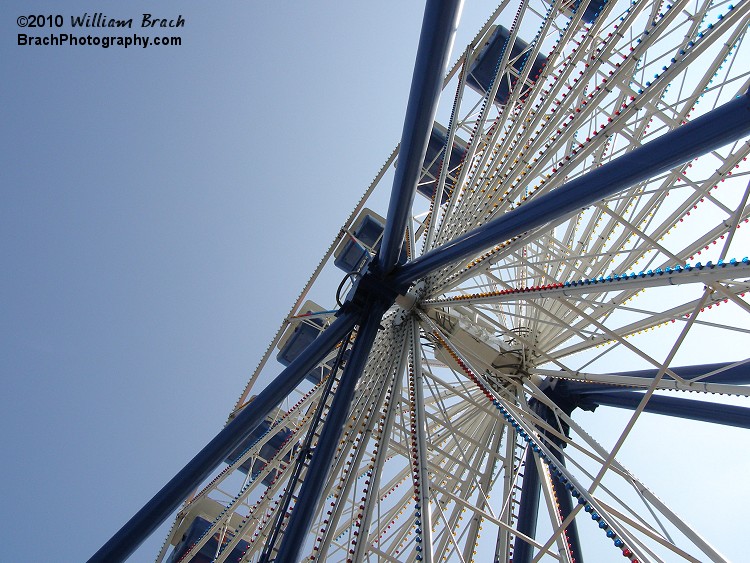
xmin=1 ymin=2 xmax=490 ymax=561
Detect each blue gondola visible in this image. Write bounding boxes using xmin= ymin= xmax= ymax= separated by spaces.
xmin=167 ymin=516 xmax=250 ymax=563
xmin=224 ymin=417 xmax=293 ymax=485
xmin=334 ymin=210 xmax=406 ymax=273
xmin=417 ymin=122 xmax=468 ymax=203
xmin=576 ymin=0 xmax=607 ymax=23
xmin=276 ymin=301 xmax=341 ymax=384
xmin=466 ymin=25 xmax=547 ymax=105
xmin=334 ymin=212 xmax=386 ymax=273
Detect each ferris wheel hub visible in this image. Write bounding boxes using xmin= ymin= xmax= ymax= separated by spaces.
xmin=395 ymin=280 xmax=426 ymax=312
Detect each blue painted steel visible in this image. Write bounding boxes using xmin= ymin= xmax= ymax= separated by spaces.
xmin=584 ymin=391 xmax=750 ymax=429
xmin=565 ymin=361 xmax=750 ymax=395
xmin=513 ymin=445 xmax=542 ymax=563
xmin=393 ymin=91 xmax=750 ymax=289
xmin=612 ymin=362 xmax=750 ymax=385
xmin=514 ymin=395 xmax=584 ymax=562
xmin=88 ymin=310 xmax=358 ymax=563
xmin=272 ymin=301 xmax=387 ymax=563
xmin=548 ymin=453 xmax=584 ymax=563
xmin=377 ymin=0 xmax=463 ymax=274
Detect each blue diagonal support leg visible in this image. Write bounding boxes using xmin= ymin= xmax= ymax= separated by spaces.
xmin=393 ymin=91 xmax=750 ymax=289
xmin=88 ymin=310 xmax=358 ymax=563
xmin=583 ymin=391 xmax=750 ymax=429
xmin=612 ymin=362 xmax=750 ymax=385
xmin=548 ymin=454 xmax=584 ymax=563
xmin=564 ymin=360 xmax=750 ymax=395
xmin=272 ymin=301 xmax=388 ymax=563
xmin=377 ymin=0 xmax=463 ymax=274
xmin=513 ymin=444 xmax=542 ymax=563
xmin=514 ymin=399 xmax=584 ymax=563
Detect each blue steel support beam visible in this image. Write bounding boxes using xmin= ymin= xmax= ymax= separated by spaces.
xmin=612 ymin=362 xmax=750 ymax=385
xmin=563 ymin=361 xmax=750 ymax=395
xmin=88 ymin=310 xmax=359 ymax=563
xmin=548 ymin=454 xmax=584 ymax=563
xmin=273 ymin=301 xmax=387 ymax=563
xmin=514 ymin=398 xmax=584 ymax=563
xmin=392 ymin=92 xmax=750 ymax=289
xmin=514 ymin=445 xmax=542 ymax=563
xmin=583 ymin=391 xmax=750 ymax=429
xmin=377 ymin=0 xmax=463 ymax=274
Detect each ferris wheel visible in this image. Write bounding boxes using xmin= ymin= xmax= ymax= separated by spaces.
xmin=91 ymin=0 xmax=750 ymax=561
